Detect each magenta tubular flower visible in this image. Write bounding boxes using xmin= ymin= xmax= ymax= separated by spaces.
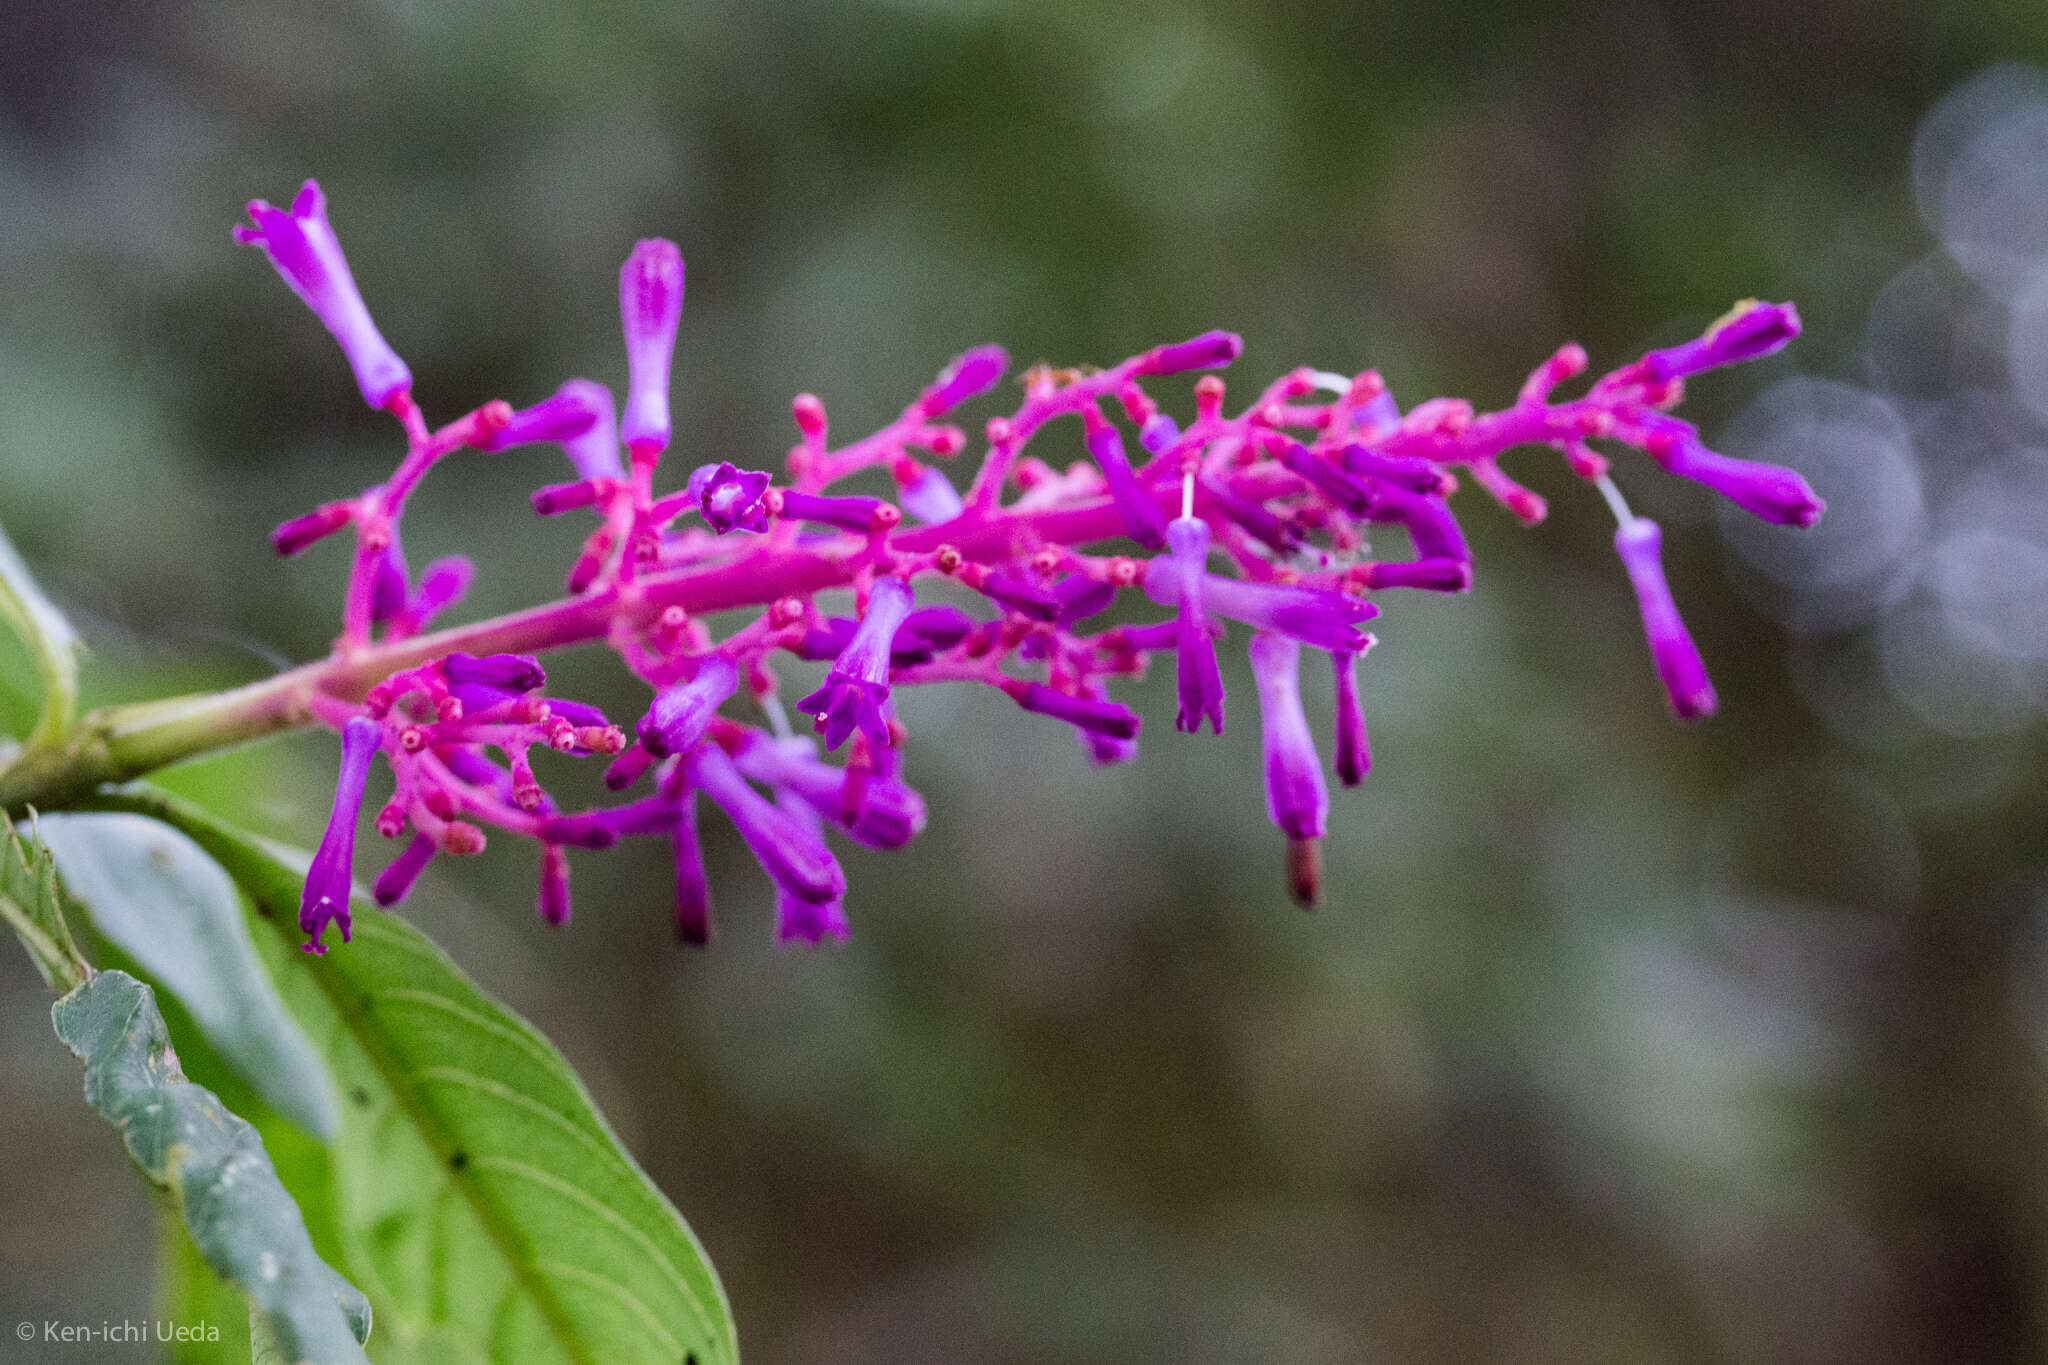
xmin=1142 ymin=560 xmax=1376 ymax=653
xmin=1643 ymin=301 xmax=1801 ymax=382
xmin=1249 ymin=633 xmax=1328 ymax=844
xmin=444 ymin=652 xmax=546 ymax=693
xmin=1167 ymin=517 xmax=1225 ymax=734
xmin=299 ymin=716 xmax=382 ymax=954
xmin=771 ymin=792 xmax=850 ymax=944
xmin=1138 ymin=413 xmax=1181 ymax=455
xmin=797 ymin=576 xmax=915 ymax=750
xmin=369 ymin=531 xmax=410 ymax=624
xmin=619 ymin=239 xmax=684 ymax=456
xmin=404 ymin=555 xmax=474 ymax=629
xmin=1338 ymin=444 xmax=1449 ymax=496
xmin=687 ymin=462 xmax=772 ymax=534
xmin=1144 ymin=330 xmax=1244 ymax=375
xmin=272 ymin=502 xmax=353 ymax=557
xmin=1332 ymin=647 xmax=1370 ymax=787
xmin=638 ymin=654 xmax=739 ymax=756
xmin=776 ymin=491 xmax=890 ymax=534
xmin=915 ymin=344 xmax=1008 ymax=418
xmin=969 ymin=568 xmax=1060 ymax=621
xmin=672 ymin=788 xmax=713 ymax=945
xmin=537 ymin=845 xmax=572 ymax=926
xmin=1614 ymin=518 xmax=1717 ymax=721
xmin=1273 ymin=439 xmax=1372 ymax=515
xmin=1648 ymin=425 xmax=1825 ymax=528
xmin=234 ymin=181 xmax=412 ymax=410
xmin=1083 ymin=411 xmax=1169 ymax=549
xmin=687 ymin=744 xmax=847 ymax=909
xmin=1053 ymin=575 xmax=1116 ymax=626
xmin=485 ymin=380 xmax=622 ymax=480
xmin=372 ymin=832 xmax=436 ymax=907
xmin=897 ymin=464 xmax=964 ymax=525
xmin=733 ymin=735 xmax=928 ymax=849
xmin=1002 ymin=679 xmax=1141 ymax=740
xmin=1075 ymin=679 xmax=1138 ymax=765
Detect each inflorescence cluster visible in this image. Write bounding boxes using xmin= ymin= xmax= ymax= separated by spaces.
xmin=238 ymin=180 xmax=1822 ymax=954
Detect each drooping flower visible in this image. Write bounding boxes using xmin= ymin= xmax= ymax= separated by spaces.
xmin=1331 ymin=645 xmax=1371 ymax=788
xmin=299 ymin=716 xmax=383 ymax=954
xmin=1249 ymin=633 xmax=1328 ymax=906
xmin=797 ymin=576 xmax=915 ymax=750
xmin=733 ymin=734 xmax=928 ymax=849
xmin=234 ymin=181 xmax=412 ymax=410
xmin=1143 ymin=559 xmax=1377 ymax=654
xmin=1613 ymin=518 xmax=1717 ymax=721
xmin=1642 ymin=300 xmax=1800 ymax=382
xmin=687 ymin=463 xmax=772 ymax=534
xmin=484 ymin=380 xmax=624 ymax=481
xmin=672 ymin=786 xmax=713 ymax=945
xmin=1640 ymin=416 xmax=1824 ymax=528
xmin=369 ymin=528 xmax=410 ymax=625
xmin=1000 ymin=679 xmax=1142 ymax=740
xmin=372 ymin=832 xmax=436 ymax=907
xmin=1083 ymin=407 xmax=1169 ymax=549
xmin=619 ymin=239 xmax=685 ymax=458
xmin=686 ymin=744 xmax=847 ymax=910
xmin=770 ymin=792 xmax=850 ymax=944
xmin=537 ymin=844 xmax=572 ymax=926
xmin=637 ymin=655 xmax=740 ymax=756
xmin=1166 ymin=517 xmax=1225 ymax=734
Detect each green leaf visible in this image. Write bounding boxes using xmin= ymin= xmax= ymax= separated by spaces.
xmin=93 ymin=784 xmax=740 ymax=1365
xmin=156 ymin=1211 xmax=256 ymax=1362
xmin=52 ymin=968 xmax=372 ymax=1364
xmin=0 ymin=516 xmax=81 ymax=747
xmin=39 ymin=811 xmax=340 ymax=1138
xmin=0 ymin=810 xmax=88 ymax=992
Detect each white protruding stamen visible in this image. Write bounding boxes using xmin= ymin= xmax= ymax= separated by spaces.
xmin=1306 ymin=370 xmax=1352 ymax=397
xmin=759 ymin=691 xmax=794 ymax=740
xmin=1181 ymin=469 xmax=1195 ymax=521
xmin=1593 ymin=472 xmax=1635 ymax=527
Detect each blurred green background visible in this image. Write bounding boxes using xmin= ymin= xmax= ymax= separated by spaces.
xmin=6 ymin=1 xmax=2048 ymax=1361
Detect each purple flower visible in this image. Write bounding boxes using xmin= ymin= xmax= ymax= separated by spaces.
xmin=371 ymin=832 xmax=436 ymax=907
xmin=444 ymin=652 xmax=546 ymax=693
xmin=369 ymin=529 xmax=409 ymax=625
xmin=687 ymin=462 xmax=772 ymax=534
xmin=1002 ymin=679 xmax=1141 ymax=740
xmin=1083 ymin=410 xmax=1169 ymax=549
xmin=395 ymin=555 xmax=473 ymax=633
xmin=1648 ymin=425 xmax=1825 ymax=528
xmin=1331 ymin=647 xmax=1370 ymax=787
xmin=619 ymin=239 xmax=684 ymax=456
xmin=1614 ymin=519 xmax=1717 ymax=721
xmin=1167 ymin=517 xmax=1225 ymax=734
xmin=775 ymin=491 xmax=891 ymax=534
xmin=1145 ymin=330 xmax=1244 ymax=375
xmin=734 ymin=735 xmax=928 ymax=849
xmin=272 ymin=502 xmax=352 ymax=557
xmin=234 ymin=181 xmax=412 ymax=410
xmin=299 ymin=716 xmax=382 ymax=954
xmin=1337 ymin=444 xmax=1449 ymax=496
xmin=770 ymin=792 xmax=850 ymax=944
xmin=1273 ymin=439 xmax=1372 ymax=515
xmin=897 ymin=463 xmax=965 ymax=525
xmin=916 ymin=344 xmax=1009 ymax=418
xmin=1643 ymin=301 xmax=1800 ymax=382
xmin=537 ymin=845 xmax=572 ymax=926
xmin=638 ymin=655 xmax=739 ymax=756
xmin=1249 ymin=634 xmax=1329 ymax=906
xmin=1139 ymin=413 xmax=1181 ymax=455
xmin=687 ymin=744 xmax=847 ymax=910
xmin=672 ymin=788 xmax=713 ymax=945
xmin=485 ymin=380 xmax=624 ymax=481
xmin=1075 ymin=679 xmax=1139 ymax=765
xmin=797 ymin=577 xmax=915 ymax=750
xmin=531 ymin=480 xmax=606 ymax=516
xmin=1143 ymin=560 xmax=1376 ymax=653
xmin=1053 ymin=575 xmax=1117 ymax=625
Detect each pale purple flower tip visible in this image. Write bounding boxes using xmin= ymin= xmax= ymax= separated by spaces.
xmin=556 ymin=380 xmax=624 ymax=481
xmin=898 ymin=463 xmax=965 ymax=526
xmin=687 ymin=462 xmax=772 ymax=534
xmin=672 ymin=788 xmax=713 ymax=946
xmin=1249 ymin=633 xmax=1328 ymax=842
xmin=1138 ymin=413 xmax=1181 ymax=455
xmin=917 ymin=344 xmax=1009 ymax=418
xmin=1358 ymin=391 xmax=1401 ymax=433
xmin=638 ymin=654 xmax=739 ymax=756
xmin=444 ymin=652 xmax=545 ymax=693
xmin=1084 ymin=414 xmax=1170 ymax=549
xmin=406 ymin=555 xmax=473 ymax=628
xmin=1004 ymin=680 xmax=1141 ymax=740
xmin=234 ymin=181 xmax=412 ymax=410
xmin=619 ymin=238 xmax=685 ymax=454
xmin=771 ymin=791 xmax=851 ymax=945
xmin=797 ymin=577 xmax=915 ymax=750
xmin=734 ymin=735 xmax=928 ymax=850
xmin=299 ymin=716 xmax=382 ymax=954
xmin=538 ymin=845 xmax=572 ymax=927
xmin=1332 ymin=646 xmax=1370 ymax=787
xmin=1614 ymin=518 xmax=1717 ymax=721
xmin=1654 ymin=431 xmax=1825 ymax=528
xmin=1167 ymin=517 xmax=1225 ymax=735
xmin=1143 ymin=560 xmax=1377 ymax=653
xmin=687 ymin=744 xmax=847 ymax=908
xmin=372 ymin=832 xmax=436 ymax=907
xmin=1146 ymin=330 xmax=1244 ymax=375
xmin=1643 ymin=301 xmax=1801 ymax=383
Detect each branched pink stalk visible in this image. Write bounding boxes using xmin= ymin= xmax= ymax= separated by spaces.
xmin=241 ymin=181 xmax=1818 ymax=949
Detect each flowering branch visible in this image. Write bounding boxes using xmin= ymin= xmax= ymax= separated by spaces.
xmin=0 ymin=182 xmax=1821 ymax=952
